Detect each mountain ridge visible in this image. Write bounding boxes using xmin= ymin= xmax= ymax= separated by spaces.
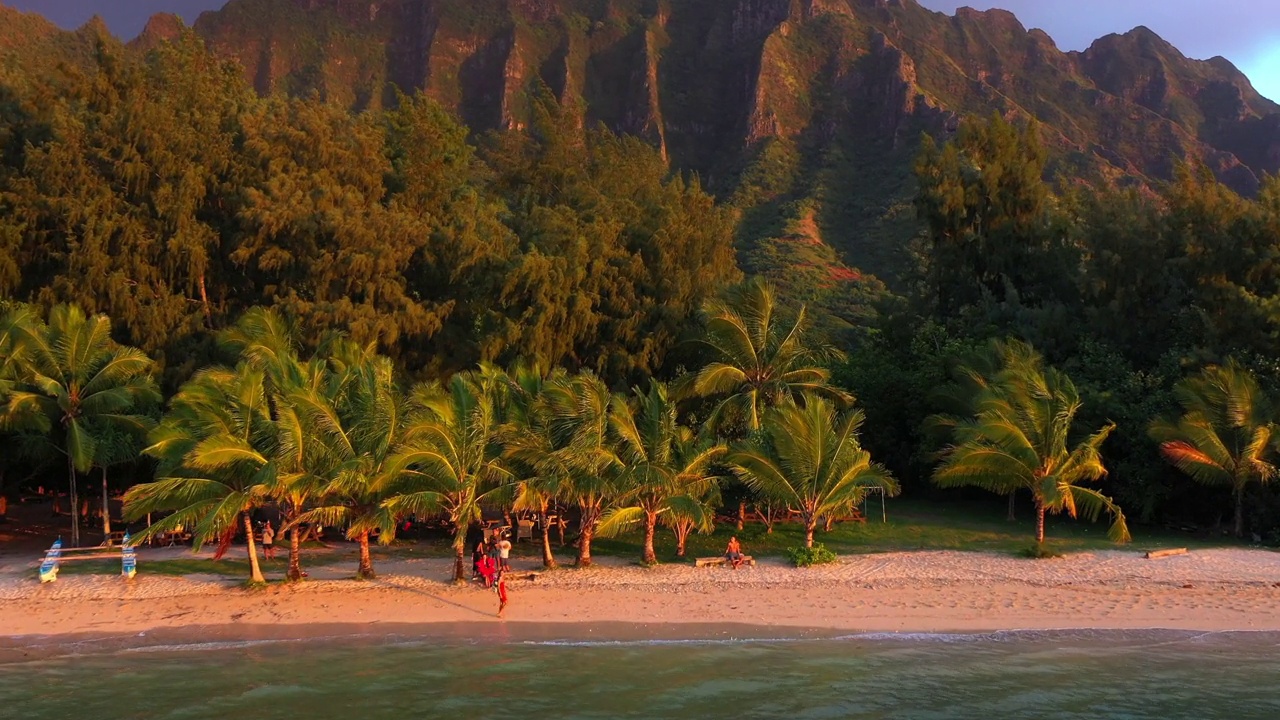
xmin=3 ymin=0 xmax=1278 ymax=302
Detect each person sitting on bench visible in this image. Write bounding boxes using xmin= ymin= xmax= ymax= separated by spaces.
xmin=725 ymin=536 xmax=745 ymax=570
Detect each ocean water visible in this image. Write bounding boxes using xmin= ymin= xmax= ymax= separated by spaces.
xmin=5 ymin=629 xmax=1279 ymax=719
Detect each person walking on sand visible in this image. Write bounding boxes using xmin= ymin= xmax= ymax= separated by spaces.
xmin=495 ymin=569 xmax=509 ymax=618
xmin=262 ymin=521 xmax=276 ymax=560
xmin=725 ymin=536 xmax=743 ymax=570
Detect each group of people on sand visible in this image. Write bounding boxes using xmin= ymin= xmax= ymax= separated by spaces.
xmin=473 ymin=528 xmax=513 ymax=617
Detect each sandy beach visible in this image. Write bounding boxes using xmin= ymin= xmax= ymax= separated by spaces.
xmin=3 ymin=546 xmax=1280 ymax=654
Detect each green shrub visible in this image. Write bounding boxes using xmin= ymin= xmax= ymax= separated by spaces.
xmin=787 ymin=543 xmax=837 ymax=567
xmin=1019 ymin=545 xmax=1064 ymax=559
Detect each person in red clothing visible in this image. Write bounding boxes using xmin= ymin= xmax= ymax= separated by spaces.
xmin=495 ymin=569 xmax=509 ymax=618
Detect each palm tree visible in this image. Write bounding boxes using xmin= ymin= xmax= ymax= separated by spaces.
xmin=598 ymin=380 xmax=726 ymax=564
xmin=384 ymin=371 xmax=511 ymax=581
xmin=546 ymin=370 xmax=619 ymax=567
xmin=666 ymin=486 xmax=719 ymax=557
xmin=124 ymin=365 xmax=277 ymax=583
xmin=220 ymin=308 xmax=316 ymax=581
xmin=927 ymin=338 xmax=1045 ymax=521
xmin=288 ymin=342 xmax=412 ymax=580
xmin=678 ymin=278 xmax=851 ymax=434
xmin=1150 ymin=359 xmax=1276 ymax=538
xmin=0 ymin=304 xmax=36 ymax=521
xmin=728 ymin=396 xmax=898 ymax=548
xmin=934 ymin=345 xmax=1129 ymax=546
xmin=3 ymin=305 xmax=159 ymax=547
xmin=499 ymin=361 xmax=571 ymax=569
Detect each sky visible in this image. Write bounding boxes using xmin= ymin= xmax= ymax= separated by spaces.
xmin=7 ymin=0 xmax=1279 ymax=100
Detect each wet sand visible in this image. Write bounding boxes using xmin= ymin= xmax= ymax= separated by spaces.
xmin=3 ymin=547 xmax=1280 ymax=657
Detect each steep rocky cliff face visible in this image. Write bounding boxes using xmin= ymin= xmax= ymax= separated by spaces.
xmin=170 ymin=0 xmax=1278 ymax=285
xmin=5 ymin=0 xmax=1278 ymax=301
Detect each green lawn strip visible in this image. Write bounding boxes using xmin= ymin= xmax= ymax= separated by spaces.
xmin=45 ymin=500 xmax=1250 ymax=578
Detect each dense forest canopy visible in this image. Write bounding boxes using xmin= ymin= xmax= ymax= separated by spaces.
xmin=3 ymin=24 xmax=1280 ymax=543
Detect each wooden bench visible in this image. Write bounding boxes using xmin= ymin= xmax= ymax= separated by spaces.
xmin=695 ymin=555 xmax=755 ymax=568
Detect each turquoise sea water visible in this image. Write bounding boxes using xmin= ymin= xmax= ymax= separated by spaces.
xmin=5 ymin=629 xmax=1280 ymax=719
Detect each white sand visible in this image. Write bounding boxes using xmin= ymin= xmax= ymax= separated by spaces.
xmin=3 ymin=547 xmax=1279 ymax=640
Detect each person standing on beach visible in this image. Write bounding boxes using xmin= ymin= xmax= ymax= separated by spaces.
xmin=262 ymin=521 xmax=276 ymax=560
xmin=497 ymin=533 xmax=512 ymax=571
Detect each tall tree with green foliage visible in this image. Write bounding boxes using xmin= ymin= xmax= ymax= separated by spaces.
xmin=1149 ymin=359 xmax=1277 ymax=538
xmin=498 ymin=361 xmax=573 ymax=569
xmin=728 ymin=396 xmax=898 ymax=548
xmin=124 ymin=364 xmax=279 ymax=582
xmin=289 ymin=342 xmax=417 ymax=579
xmin=481 ymin=85 xmax=739 ymax=381
xmin=383 ymin=371 xmax=511 ymax=581
xmin=679 ymin=277 xmax=851 ymax=434
xmin=915 ymin=114 xmax=1074 ymax=316
xmin=2 ymin=304 xmax=158 ymax=546
xmin=933 ymin=340 xmax=1129 ymax=546
xmin=551 ymin=371 xmax=621 ymax=566
xmin=598 ymin=380 xmax=726 ymax=564
xmin=220 ymin=307 xmax=318 ymax=581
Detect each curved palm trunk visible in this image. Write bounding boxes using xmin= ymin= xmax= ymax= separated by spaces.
xmin=577 ymin=505 xmax=600 ymax=567
xmin=540 ymin=504 xmax=558 ymax=569
xmin=1035 ymin=499 xmax=1046 ymax=545
xmin=737 ymin=501 xmax=746 ymax=531
xmin=357 ymin=531 xmax=375 ymax=579
xmin=67 ymin=455 xmax=80 ymax=548
xmin=642 ymin=511 xmax=658 ymax=565
xmin=101 ymin=467 xmax=111 ymax=539
xmin=1007 ymin=493 xmax=1016 ymax=522
xmin=286 ymin=525 xmax=303 ymax=582
xmin=804 ymin=516 xmax=817 ymax=548
xmin=243 ymin=513 xmax=266 ymax=583
xmin=453 ymin=536 xmax=467 ymax=582
xmin=673 ymin=520 xmax=692 ymax=557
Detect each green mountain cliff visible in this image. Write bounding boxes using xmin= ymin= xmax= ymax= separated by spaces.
xmin=5 ymin=0 xmax=1278 ymax=303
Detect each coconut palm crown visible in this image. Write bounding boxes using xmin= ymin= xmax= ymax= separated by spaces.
xmin=933 ymin=342 xmax=1130 ymax=545
xmin=728 ymin=395 xmax=898 ymax=547
xmin=1149 ymin=358 xmax=1276 ymax=538
xmin=598 ymin=380 xmax=727 ymax=564
xmin=679 ymin=277 xmax=851 ymax=434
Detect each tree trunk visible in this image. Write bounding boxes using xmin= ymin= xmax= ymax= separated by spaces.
xmin=286 ymin=524 xmax=303 ymax=582
xmin=577 ymin=526 xmax=594 ymax=566
xmin=1035 ymin=500 xmax=1046 ymax=545
xmin=357 ymin=531 xmax=375 ymax=579
xmin=101 ymin=467 xmax=111 ymax=540
xmin=1007 ymin=492 xmax=1016 ymax=521
xmin=642 ymin=511 xmax=657 ymax=565
xmin=453 ymin=535 xmax=467 ymax=582
xmin=540 ymin=504 xmax=558 ymax=569
xmin=1234 ymin=485 xmax=1245 ymax=538
xmin=737 ymin=500 xmax=746 ymax=531
xmin=577 ymin=505 xmax=599 ymax=566
xmin=199 ymin=273 xmax=212 ymax=322
xmin=243 ymin=513 xmax=266 ymax=583
xmin=804 ymin=520 xmax=816 ymax=548
xmin=674 ymin=522 xmax=691 ymax=557
xmin=67 ymin=455 xmax=80 ymax=548
xmin=823 ymin=515 xmax=834 ymax=532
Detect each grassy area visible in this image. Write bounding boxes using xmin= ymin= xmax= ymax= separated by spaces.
xmin=592 ymin=498 xmax=1244 ymax=563
xmin=44 ymin=499 xmax=1250 ymax=579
